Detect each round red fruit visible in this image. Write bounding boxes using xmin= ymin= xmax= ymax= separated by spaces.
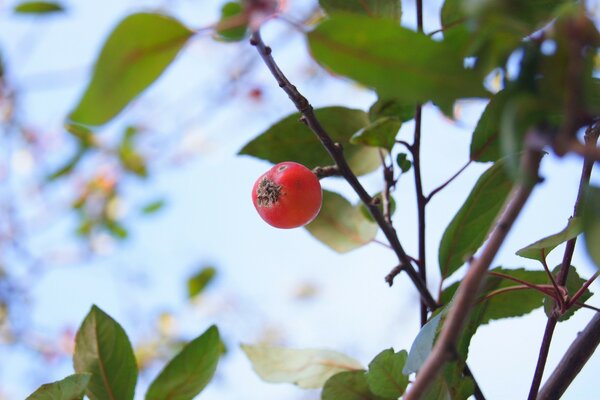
xmin=252 ymin=161 xmax=322 ymax=229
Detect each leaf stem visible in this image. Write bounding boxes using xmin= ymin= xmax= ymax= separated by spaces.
xmin=249 ymin=31 xmax=438 ymax=310
xmin=425 ymin=159 xmax=472 ymax=203
xmin=567 ymin=271 xmax=599 ymax=308
xmin=540 ymin=251 xmax=564 ymax=309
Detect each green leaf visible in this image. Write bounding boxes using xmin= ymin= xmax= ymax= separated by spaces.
xmin=46 ymin=147 xmax=86 ymax=181
xmin=442 ymin=267 xmax=549 ymax=325
xmin=141 ymin=199 xmax=166 ymax=215
xmin=308 ymin=14 xmax=486 ymax=105
xmin=25 ymin=374 xmax=91 ymax=400
xmin=305 ymin=190 xmax=378 ymax=253
xmin=544 ymin=266 xmax=593 ymax=322
xmin=118 ymin=127 xmax=147 ymax=177
xmin=241 ymin=344 xmax=363 ymax=389
xmin=240 ymin=107 xmax=380 ymax=176
xmin=68 ymin=13 xmax=193 ymax=126
xmin=470 ymin=90 xmax=509 ymax=163
xmin=404 ymin=312 xmax=443 ymax=375
xmin=14 ymin=1 xmax=64 ymax=14
xmin=366 ymin=349 xmax=409 ymax=398
xmin=516 ymin=218 xmax=582 ymax=262
xmin=350 ymin=117 xmax=401 ymax=151
xmin=320 ymin=0 xmax=401 ymax=21
xmin=369 ymin=97 xmax=415 ymax=123
xmin=322 ymin=371 xmax=387 ymax=400
xmin=438 ymin=157 xmax=514 ymax=279
xmin=74 ymin=305 xmax=138 ymax=400
xmin=215 ymin=1 xmax=248 ymax=42
xmin=396 ymin=153 xmax=412 ymax=173
xmin=583 ymin=185 xmax=600 ymax=268
xmin=146 ymin=325 xmax=221 ymax=400
xmin=187 ymin=266 xmax=217 ymax=299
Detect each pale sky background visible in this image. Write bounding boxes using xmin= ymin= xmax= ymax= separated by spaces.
xmin=0 ymin=0 xmax=599 ymax=399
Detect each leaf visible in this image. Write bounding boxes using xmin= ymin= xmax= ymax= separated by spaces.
xmin=14 ymin=1 xmax=64 ymax=14
xmin=322 ymin=371 xmax=387 ymax=400
xmin=146 ymin=325 xmax=221 ymax=400
xmin=544 ymin=266 xmax=593 ymax=322
xmin=438 ymin=157 xmax=514 ymax=279
xmin=369 ymin=97 xmax=415 ymax=123
xmin=404 ymin=312 xmax=443 ymax=375
xmin=46 ymin=147 xmax=86 ymax=181
xmin=470 ymin=90 xmax=509 ymax=162
xmin=305 ymin=190 xmax=378 ymax=253
xmin=215 ymin=1 xmax=248 ymax=42
xmin=396 ymin=153 xmax=412 ymax=173
xmin=68 ymin=13 xmax=193 ymax=126
xmin=308 ymin=14 xmax=486 ymax=105
xmin=442 ymin=267 xmax=549 ymax=325
xmin=516 ymin=218 xmax=582 ymax=262
xmin=141 ymin=199 xmax=166 ymax=215
xmin=239 ymin=107 xmax=380 ymax=176
xmin=359 ymin=192 xmax=396 ymax=223
xmin=73 ymin=305 xmax=138 ymax=400
xmin=583 ymin=185 xmax=600 ymax=268
xmin=350 ymin=117 xmax=401 ymax=151
xmin=319 ymin=0 xmax=401 ymax=21
xmin=25 ymin=374 xmax=91 ymax=400
xmin=241 ymin=344 xmax=362 ymax=389
xmin=187 ymin=266 xmax=217 ymax=299
xmin=366 ymin=349 xmax=409 ymax=398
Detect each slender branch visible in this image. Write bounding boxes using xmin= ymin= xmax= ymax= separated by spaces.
xmin=312 ymin=165 xmax=341 ymax=179
xmin=482 ymin=285 xmax=556 ymax=303
xmin=404 ymin=146 xmax=543 ymax=400
xmin=537 ymin=312 xmax=600 ymax=400
xmin=540 ymin=251 xmax=564 ymax=309
xmin=574 ymin=302 xmax=600 ymax=313
xmin=567 ymin=271 xmax=599 ymax=308
xmin=426 ymin=159 xmax=472 ymax=203
xmin=380 ymin=150 xmax=394 ymax=224
xmin=528 ymin=124 xmax=599 ymax=399
xmin=249 ymin=31 xmax=438 ymax=310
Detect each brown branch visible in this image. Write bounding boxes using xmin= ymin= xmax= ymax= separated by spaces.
xmin=404 ymin=145 xmax=543 ymax=400
xmin=249 ymin=31 xmax=438 ymax=310
xmin=537 ymin=312 xmax=600 ymax=400
xmin=425 ymin=159 xmax=472 ymax=203
xmin=528 ymin=124 xmax=599 ymax=399
xmin=312 ymin=165 xmax=341 ymax=179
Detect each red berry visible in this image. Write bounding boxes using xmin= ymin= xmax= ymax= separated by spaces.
xmin=252 ymin=161 xmax=322 ymax=229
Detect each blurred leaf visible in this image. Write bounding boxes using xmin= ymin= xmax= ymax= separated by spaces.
xmin=438 ymin=157 xmax=514 ymax=279
xmin=366 ymin=349 xmax=409 ymax=398
xmin=350 ymin=117 xmax=401 ymax=151
xmin=65 ymin=123 xmax=96 ymax=147
xmin=74 ymin=305 xmax=138 ymax=400
xmin=118 ymin=127 xmax=147 ymax=177
xmin=440 ymin=0 xmax=470 ymax=53
xmin=146 ymin=326 xmax=221 ymax=400
xmin=442 ymin=267 xmax=549 ymax=325
xmin=359 ymin=192 xmax=396 ymax=223
xmin=215 ymin=1 xmax=248 ymax=42
xmin=516 ymin=218 xmax=582 ymax=262
xmin=583 ymin=185 xmax=600 ymax=268
xmin=369 ymin=97 xmax=415 ymax=123
xmin=141 ymin=199 xmax=166 ymax=215
xmin=322 ymin=371 xmax=386 ymax=400
xmin=241 ymin=344 xmax=362 ymax=389
xmin=544 ymin=266 xmax=593 ymax=322
xmin=69 ymin=13 xmax=193 ymax=126
xmin=404 ymin=312 xmax=442 ymax=375
xmin=308 ymin=14 xmax=486 ymax=105
xmin=104 ymin=220 xmax=128 ymax=240
xmin=46 ymin=147 xmax=86 ymax=181
xmin=25 ymin=374 xmax=91 ymax=400
xmin=396 ymin=153 xmax=412 ymax=173
xmin=470 ymin=90 xmax=509 ymax=163
xmin=305 ymin=190 xmax=378 ymax=253
xmin=319 ymin=0 xmax=401 ymax=20
xmin=187 ymin=267 xmax=217 ymax=299
xmin=14 ymin=1 xmax=64 ymax=14
xmin=240 ymin=107 xmax=380 ymax=176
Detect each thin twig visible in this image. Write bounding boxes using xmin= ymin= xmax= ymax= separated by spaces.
xmin=540 ymin=251 xmax=564 ymax=309
xmin=567 ymin=271 xmax=599 ymax=308
xmin=312 ymin=165 xmax=341 ymax=179
xmin=250 ymin=31 xmax=438 ymax=310
xmin=426 ymin=159 xmax=472 ymax=203
xmin=528 ymin=124 xmax=599 ymax=400
xmin=537 ymin=313 xmax=600 ymax=400
xmin=404 ymin=145 xmax=543 ymax=400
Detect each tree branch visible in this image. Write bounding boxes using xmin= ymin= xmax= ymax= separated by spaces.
xmin=404 ymin=145 xmax=544 ymax=400
xmin=528 ymin=124 xmax=599 ymax=399
xmin=249 ymin=31 xmax=438 ymax=310
xmin=537 ymin=312 xmax=600 ymax=400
